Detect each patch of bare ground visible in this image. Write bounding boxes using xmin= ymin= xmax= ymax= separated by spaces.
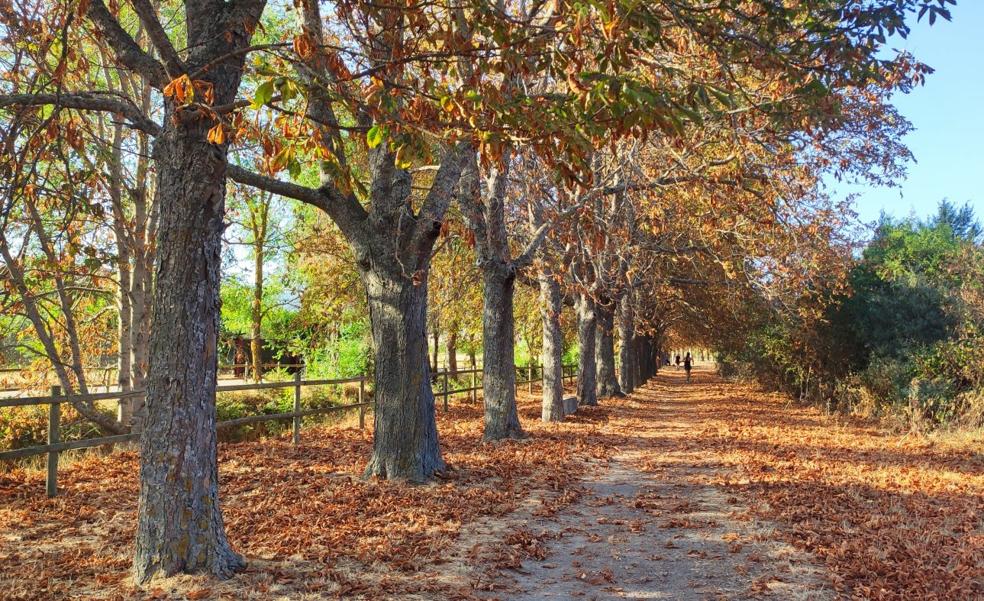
xmin=472 ymin=372 xmax=832 ymax=601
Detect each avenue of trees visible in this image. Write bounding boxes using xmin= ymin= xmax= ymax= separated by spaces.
xmin=0 ymin=0 xmax=963 ymax=585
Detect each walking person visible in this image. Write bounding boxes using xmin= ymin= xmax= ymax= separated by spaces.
xmin=675 ymin=354 xmax=681 ymax=370
xmin=684 ymin=352 xmax=693 ymax=383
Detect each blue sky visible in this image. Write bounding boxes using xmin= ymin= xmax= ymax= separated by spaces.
xmin=828 ymin=2 xmax=983 ymax=226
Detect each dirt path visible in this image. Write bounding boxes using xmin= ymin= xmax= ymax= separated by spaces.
xmin=481 ymin=369 xmax=833 ymax=600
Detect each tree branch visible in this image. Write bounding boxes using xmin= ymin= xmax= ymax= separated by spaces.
xmin=226 ymin=164 xmax=368 ymax=244
xmin=127 ymin=0 xmax=186 ymax=78
xmin=85 ymin=0 xmax=168 ymax=88
xmin=0 ymin=93 xmax=161 ymax=135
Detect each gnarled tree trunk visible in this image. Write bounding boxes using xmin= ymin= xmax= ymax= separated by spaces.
xmin=361 ymin=265 xmax=445 ymax=481
xmin=134 ymin=126 xmax=243 ymax=582
xmin=481 ymin=263 xmax=524 ymax=439
xmin=595 ymin=299 xmax=621 ymax=398
xmin=538 ymin=269 xmax=565 ymax=422
xmin=132 ymin=0 xmax=264 ymax=579
xmin=576 ymin=294 xmax=598 ymax=407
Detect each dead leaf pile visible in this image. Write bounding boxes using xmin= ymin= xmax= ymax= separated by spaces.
xmin=1 ymin=372 xmax=980 ymax=600
xmin=0 ymin=397 xmax=621 ymax=600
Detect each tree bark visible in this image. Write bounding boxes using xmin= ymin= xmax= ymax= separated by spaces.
xmin=447 ymin=328 xmax=458 ymax=378
xmin=132 ymin=0 xmax=264 ymax=578
xmin=133 ymin=127 xmax=244 ymax=582
xmin=617 ymin=294 xmax=635 ymax=394
xmin=361 ymin=271 xmax=445 ymax=481
xmin=481 ymin=263 xmax=524 ymax=439
xmin=251 ymin=242 xmax=264 ymax=382
xmin=576 ymin=294 xmax=598 ymax=407
xmin=110 ymin=122 xmax=134 ymax=413
xmin=595 ymin=299 xmax=622 ymax=398
xmin=538 ymin=269 xmax=565 ymax=422
xmin=431 ymin=325 xmax=440 ymax=373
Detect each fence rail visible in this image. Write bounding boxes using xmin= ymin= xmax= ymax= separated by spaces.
xmin=0 ymin=363 xmax=577 ymax=497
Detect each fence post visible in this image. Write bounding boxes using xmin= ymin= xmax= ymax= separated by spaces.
xmin=471 ymin=370 xmax=478 ymax=403
xmin=528 ymin=366 xmax=534 ymax=394
xmin=47 ymin=385 xmax=60 ymax=498
xmin=292 ymin=370 xmax=301 ymax=445
xmin=358 ymin=376 xmax=366 ymax=429
xmin=442 ymin=371 xmax=449 ymax=412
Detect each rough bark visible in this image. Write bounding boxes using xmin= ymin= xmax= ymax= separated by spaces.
xmin=617 ymin=294 xmax=635 ymax=394
xmin=447 ymin=329 xmax=458 ymax=378
xmin=132 ymin=0 xmax=265 ymax=581
xmin=481 ymin=264 xmax=524 ymax=440
xmin=133 ymin=126 xmax=244 ymax=582
xmin=538 ymin=269 xmax=565 ymax=422
xmin=459 ymin=153 xmax=524 ymax=440
xmin=595 ymin=299 xmax=622 ymax=398
xmin=576 ymin=294 xmax=598 ymax=407
xmin=361 ymin=271 xmax=445 ymax=481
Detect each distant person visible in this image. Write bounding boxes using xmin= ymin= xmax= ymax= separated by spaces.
xmin=684 ymin=352 xmax=693 ymax=383
xmin=675 ymin=354 xmax=681 ymax=369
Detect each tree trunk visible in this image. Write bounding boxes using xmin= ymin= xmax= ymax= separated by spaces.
xmin=538 ymin=269 xmax=565 ymax=422
xmin=109 ymin=123 xmax=134 ymax=421
xmin=117 ymin=252 xmax=134 ymax=422
xmin=130 ymin=219 xmax=151 ymax=429
xmin=447 ymin=329 xmax=458 ymax=378
xmin=617 ymin=294 xmax=635 ymax=394
xmin=362 ymin=271 xmax=445 ymax=481
xmin=576 ymin=294 xmax=598 ymax=407
xmin=129 ymin=88 xmax=154 ymax=410
xmin=133 ymin=128 xmax=243 ymax=582
xmin=481 ymin=263 xmax=524 ymax=440
xmin=595 ymin=300 xmax=621 ymax=398
xmin=251 ymin=239 xmax=263 ymax=382
xmin=431 ymin=325 xmax=440 ymax=373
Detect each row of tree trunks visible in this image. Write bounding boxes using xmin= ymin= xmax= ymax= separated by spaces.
xmin=633 ymin=335 xmax=658 ymax=382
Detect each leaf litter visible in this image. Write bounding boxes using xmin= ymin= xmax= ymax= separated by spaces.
xmin=0 ymin=370 xmax=980 ymax=600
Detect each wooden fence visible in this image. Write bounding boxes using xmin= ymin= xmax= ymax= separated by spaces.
xmin=0 ymin=363 xmax=576 ymax=497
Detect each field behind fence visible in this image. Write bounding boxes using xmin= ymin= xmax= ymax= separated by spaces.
xmin=0 ymin=363 xmax=577 ymax=497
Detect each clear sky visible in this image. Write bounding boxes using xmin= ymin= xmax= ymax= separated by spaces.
xmin=828 ymin=2 xmax=984 ymax=226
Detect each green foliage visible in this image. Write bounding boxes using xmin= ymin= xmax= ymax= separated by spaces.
xmin=721 ymin=202 xmax=984 ymax=428
xmin=303 ymin=319 xmax=372 ymax=379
